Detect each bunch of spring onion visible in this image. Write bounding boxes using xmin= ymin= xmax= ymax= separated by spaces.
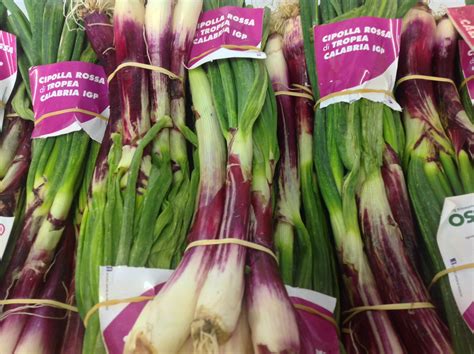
xmin=245 ymin=69 xmax=303 ymax=353
xmin=12 ymin=223 xmax=76 ymax=354
xmin=0 ymin=4 xmax=33 ymax=278
xmin=138 ymin=0 xmax=200 ymax=271
xmin=124 ymin=0 xmax=277 ymax=351
xmin=0 ymin=1 xmax=99 ymax=352
xmin=75 ymin=0 xmax=202 ymax=352
xmin=301 ymin=0 xmax=454 ymax=352
xmin=398 ymin=5 xmax=474 ymax=352
xmin=124 ymin=65 xmax=227 ymax=354
xmin=267 ymin=2 xmax=339 ymax=309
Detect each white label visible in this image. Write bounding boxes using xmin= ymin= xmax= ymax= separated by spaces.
xmin=437 ymin=193 xmax=474 ymax=332
xmin=0 ymin=216 xmax=15 ymax=261
xmin=429 ymin=0 xmax=466 ymax=16
xmin=98 ymin=266 xmax=339 ymax=354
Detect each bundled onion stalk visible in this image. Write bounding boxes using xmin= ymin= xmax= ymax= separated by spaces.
xmin=75 ymin=0 xmax=202 ymax=351
xmin=270 ymin=1 xmax=339 ymax=304
xmin=136 ymin=0 xmax=201 ymax=270
xmin=124 ymin=66 xmax=226 ymax=354
xmin=0 ymin=6 xmax=33 ymax=278
xmin=265 ymin=33 xmax=313 ymax=289
xmin=125 ymin=1 xmax=271 ymax=351
xmin=301 ymin=0 xmax=452 ymax=352
xmin=12 ymin=223 xmax=75 ymax=354
xmin=0 ymin=1 xmax=97 ymax=353
xmin=187 ymin=1 xmax=269 ymax=350
xmin=398 ymin=5 xmax=474 ymax=352
xmin=245 ymin=75 xmax=301 ymax=353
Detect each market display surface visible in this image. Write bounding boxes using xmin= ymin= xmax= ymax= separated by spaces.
xmin=0 ymin=0 xmax=472 ymax=353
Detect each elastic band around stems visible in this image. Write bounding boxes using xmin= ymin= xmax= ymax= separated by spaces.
xmin=188 ymin=44 xmax=261 ymax=64
xmin=6 ymin=113 xmax=20 ymax=118
xmin=107 ymin=62 xmax=183 ymax=84
xmin=0 ymin=299 xmax=78 ymax=313
xmin=292 ymin=84 xmax=313 ymax=95
xmin=342 ymin=302 xmax=435 ymax=326
xmin=83 ymin=296 xmax=337 ymax=330
xmin=315 ymin=88 xmax=395 ymax=108
xmin=459 ymin=75 xmax=474 ymax=90
xmin=83 ymin=296 xmax=154 ymax=328
xmin=185 ymin=238 xmax=278 ymax=262
xmin=35 ymin=108 xmax=109 ymax=126
xmin=274 ymin=90 xmax=314 ymax=100
xmin=428 ymin=262 xmax=474 ymax=290
xmin=395 ymin=74 xmax=456 ymax=89
xmin=294 ymin=303 xmax=339 ymax=335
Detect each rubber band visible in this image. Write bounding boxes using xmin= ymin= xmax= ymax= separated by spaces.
xmin=35 ymin=108 xmax=109 ymax=126
xmin=315 ymin=88 xmax=395 ymax=108
xmin=185 ymin=238 xmax=278 ymax=263
xmin=395 ymin=74 xmax=456 ymax=89
xmin=84 ymin=295 xmax=338 ymax=331
xmin=294 ymin=303 xmax=339 ymax=333
xmin=6 ymin=113 xmax=20 ymax=118
xmin=429 ymin=263 xmax=474 ymax=290
xmin=274 ymin=90 xmax=314 ymax=100
xmin=107 ymin=62 xmax=183 ymax=84
xmin=292 ymin=84 xmax=314 ymax=96
xmin=0 ymin=100 xmax=5 ymax=109
xmin=0 ymin=299 xmax=78 ymax=313
xmin=459 ymin=75 xmax=474 ymax=90
xmin=188 ymin=45 xmax=261 ymax=64
xmin=84 ymin=296 xmax=154 ymax=328
xmin=342 ymin=302 xmax=435 ymax=325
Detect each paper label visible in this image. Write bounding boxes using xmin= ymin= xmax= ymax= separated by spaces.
xmin=29 ymin=61 xmax=110 ymax=142
xmin=459 ymin=39 xmax=474 ymax=104
xmin=0 ymin=31 xmax=17 ymax=131
xmin=437 ymin=193 xmax=474 ymax=332
xmin=98 ymin=266 xmax=339 ymax=354
xmin=448 ymin=5 xmax=474 ymax=50
xmin=188 ymin=6 xmax=266 ymax=69
xmin=0 ymin=216 xmax=15 ymax=261
xmin=286 ymin=286 xmax=339 ymax=354
xmin=430 ymin=0 xmax=466 ymax=17
xmin=314 ymin=17 xmax=402 ymax=111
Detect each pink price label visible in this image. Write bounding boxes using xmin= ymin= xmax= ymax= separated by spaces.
xmin=459 ymin=39 xmax=474 ymax=103
xmin=29 ymin=61 xmax=110 ymax=142
xmin=188 ymin=6 xmax=265 ymax=69
xmin=314 ymin=17 xmax=401 ymax=108
xmin=448 ymin=6 xmax=474 ymax=50
xmin=0 ymin=30 xmax=17 ymax=81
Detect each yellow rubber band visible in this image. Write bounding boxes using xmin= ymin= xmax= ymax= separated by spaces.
xmin=274 ymin=90 xmax=314 ymax=101
xmin=315 ymin=88 xmax=395 ymax=108
xmin=0 ymin=299 xmax=78 ymax=312
xmin=107 ymin=62 xmax=183 ymax=84
xmin=429 ymin=263 xmax=474 ymax=290
xmin=84 ymin=296 xmax=154 ymax=328
xmin=6 ymin=113 xmax=20 ymax=118
xmin=185 ymin=238 xmax=278 ymax=263
xmin=188 ymin=45 xmax=261 ymax=64
xmin=292 ymin=84 xmax=313 ymax=96
xmin=395 ymin=74 xmax=456 ymax=89
xmin=35 ymin=108 xmax=109 ymax=126
xmin=342 ymin=302 xmax=435 ymax=325
xmin=294 ymin=303 xmax=339 ymax=333
xmin=84 ymin=295 xmax=337 ymax=332
xmin=459 ymin=75 xmax=474 ymax=91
